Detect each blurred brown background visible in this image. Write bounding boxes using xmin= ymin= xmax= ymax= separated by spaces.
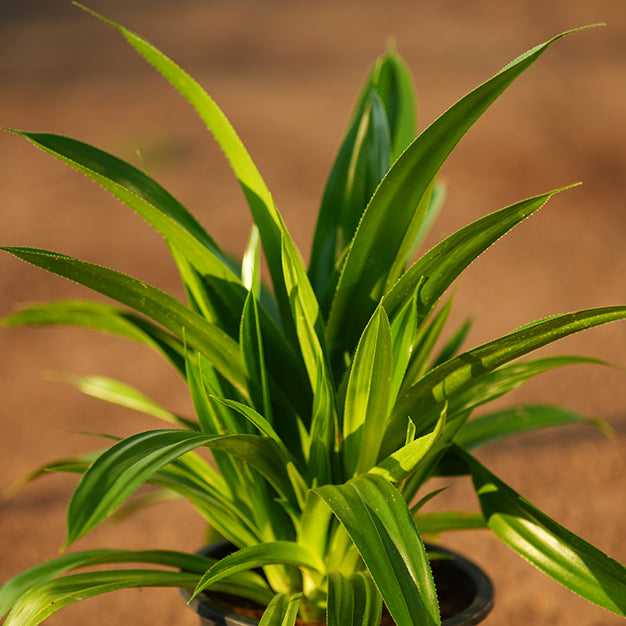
xmin=1 ymin=1 xmax=625 ymax=624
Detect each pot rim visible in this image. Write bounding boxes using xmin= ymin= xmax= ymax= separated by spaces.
xmin=181 ymin=540 xmax=494 ymax=625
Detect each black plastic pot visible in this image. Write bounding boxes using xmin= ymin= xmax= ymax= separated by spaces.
xmin=181 ymin=540 xmax=493 ymax=625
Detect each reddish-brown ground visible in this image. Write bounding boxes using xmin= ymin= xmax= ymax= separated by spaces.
xmin=1 ymin=1 xmax=625 ymax=625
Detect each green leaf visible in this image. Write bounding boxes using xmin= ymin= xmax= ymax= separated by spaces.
xmin=75 ymin=3 xmax=305 ymax=350
xmin=327 ymin=571 xmax=383 ymax=626
xmin=414 ymin=512 xmax=486 ymax=536
xmin=66 ymin=429 xmax=298 ymax=545
xmin=0 ymin=247 xmax=247 ymax=394
xmin=388 ymin=293 xmax=418 ymax=402
xmin=258 ymin=593 xmax=302 ymax=626
xmin=242 ymin=225 xmax=262 ymax=298
xmin=1 ymin=300 xmax=186 ymax=374
xmin=370 ymin=409 xmax=444 ymax=484
xmin=456 ymin=404 xmax=611 ymax=450
xmin=370 ymin=50 xmax=417 ymax=161
xmin=326 ymin=27 xmax=584 ymax=367
xmin=3 ymin=570 xmax=201 ymax=626
xmin=192 ymin=541 xmax=323 ymax=599
xmin=309 ymin=49 xmax=415 ymax=300
xmin=281 ymin=235 xmax=337 ymax=480
xmin=0 ymin=548 xmax=218 ymax=620
xmin=463 ymin=450 xmax=626 ymax=617
xmin=383 ymin=187 xmax=571 ymax=327
xmin=240 ymin=291 xmax=273 ymax=422
xmin=343 ymin=306 xmax=394 ymax=477
xmin=56 ymin=373 xmax=195 ymax=429
xmin=394 ymin=306 xmax=626 ymax=435
xmin=316 ymin=473 xmax=440 ymax=626
xmin=446 ymin=355 xmax=608 ymax=421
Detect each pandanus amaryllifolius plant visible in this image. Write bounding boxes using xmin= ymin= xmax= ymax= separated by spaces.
xmin=1 ymin=5 xmax=625 ymax=625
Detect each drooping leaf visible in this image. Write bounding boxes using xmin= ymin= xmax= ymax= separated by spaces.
xmin=56 ymin=373 xmax=196 ymax=429
xmin=191 ymin=541 xmax=323 ymax=599
xmin=0 ymin=548 xmax=215 ymax=619
xmin=456 ymin=404 xmax=611 ymax=450
xmin=1 ymin=247 xmax=248 ymax=395
xmin=414 ymin=512 xmax=486 ymax=536
xmin=463 ymin=450 xmax=626 ymax=617
xmin=1 ymin=300 xmax=186 ymax=374
xmin=3 ymin=570 xmax=200 ymax=626
xmin=66 ymin=429 xmax=298 ymax=545
xmin=316 ymin=473 xmax=440 ymax=626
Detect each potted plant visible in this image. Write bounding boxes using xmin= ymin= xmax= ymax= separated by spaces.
xmin=1 ymin=4 xmax=625 ymax=625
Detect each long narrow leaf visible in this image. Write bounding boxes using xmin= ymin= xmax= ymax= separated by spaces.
xmin=327 ymin=571 xmax=382 ymax=626
xmin=316 ymin=474 xmax=440 ymax=626
xmin=326 ymin=28 xmax=588 ymax=365
xmin=463 ymin=450 xmax=626 ymax=617
xmin=457 ymin=404 xmax=610 ymax=450
xmin=75 ymin=3 xmax=308 ymax=351
xmin=56 ymin=373 xmax=195 ymax=429
xmin=393 ymin=306 xmax=626 ymax=436
xmin=192 ymin=541 xmax=323 ymax=599
xmin=1 ymin=247 xmax=247 ymax=394
xmin=1 ymin=300 xmax=186 ymax=374
xmin=66 ymin=429 xmax=298 ymax=545
xmin=3 ymin=570 xmax=201 ymax=626
xmin=382 ymin=187 xmax=572 ymax=325
xmin=446 ymin=355 xmax=609 ymax=420
xmin=343 ymin=306 xmax=393 ymax=477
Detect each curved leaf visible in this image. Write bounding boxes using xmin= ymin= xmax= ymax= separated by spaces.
xmin=464 ymin=450 xmax=626 ymax=617
xmin=382 ymin=187 xmax=571 ymax=325
xmin=66 ymin=429 xmax=298 ymax=545
xmin=74 ymin=3 xmax=307 ymax=351
xmin=456 ymin=404 xmax=610 ymax=450
xmin=3 ymin=570 xmax=201 ymax=626
xmin=393 ymin=306 xmax=626 ymax=434
xmin=192 ymin=541 xmax=323 ymax=599
xmin=258 ymin=593 xmax=302 ymax=626
xmin=0 ymin=247 xmax=247 ymax=394
xmin=1 ymin=300 xmax=186 ymax=374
